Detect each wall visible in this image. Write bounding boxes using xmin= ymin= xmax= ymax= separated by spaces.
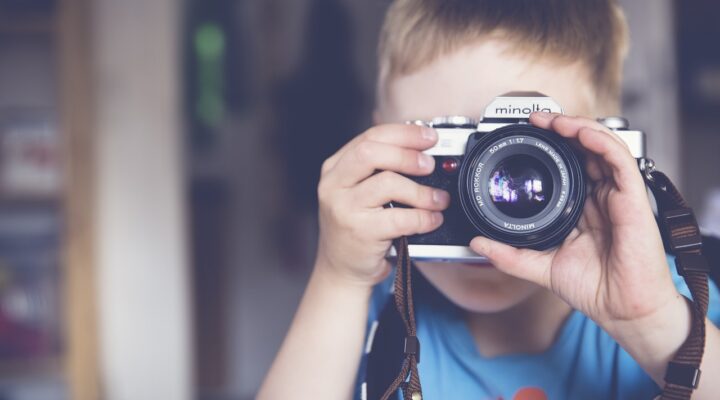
xmin=93 ymin=1 xmax=193 ymax=399
xmin=621 ymin=0 xmax=681 ymax=184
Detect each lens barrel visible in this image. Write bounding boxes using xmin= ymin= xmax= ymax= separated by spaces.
xmin=458 ymin=124 xmax=585 ymax=250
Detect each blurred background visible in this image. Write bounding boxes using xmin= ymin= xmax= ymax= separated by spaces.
xmin=0 ymin=0 xmax=718 ymax=399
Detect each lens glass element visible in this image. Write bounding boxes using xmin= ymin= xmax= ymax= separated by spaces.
xmin=487 ymin=154 xmax=554 ymax=219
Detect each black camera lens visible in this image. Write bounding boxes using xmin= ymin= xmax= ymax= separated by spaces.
xmin=488 ymin=154 xmax=554 ymax=219
xmin=458 ymin=124 xmax=585 ymax=250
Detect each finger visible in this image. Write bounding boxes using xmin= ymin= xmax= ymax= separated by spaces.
xmin=328 ymin=140 xmax=435 ymax=188
xmin=531 ymin=113 xmax=641 ymax=193
xmin=322 ymin=124 xmax=438 ymax=174
xmin=469 ymin=236 xmax=550 ymax=287
xmin=575 ymin=127 xmax=645 ymax=195
xmin=530 ymin=113 xmax=628 ymax=181
xmin=585 ymin=154 xmax=606 ymax=181
xmin=369 ymin=208 xmax=444 ymax=240
xmin=577 ymin=192 xmax=606 ymax=233
xmin=352 ymin=171 xmax=450 ymax=210
xmin=530 ymin=113 xmax=628 ymax=148
xmin=528 ymin=111 xmax=562 ymax=129
xmin=365 ymin=124 xmax=438 ymax=149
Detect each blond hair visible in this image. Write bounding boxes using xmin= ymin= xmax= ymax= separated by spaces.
xmin=377 ymin=0 xmax=629 ymax=109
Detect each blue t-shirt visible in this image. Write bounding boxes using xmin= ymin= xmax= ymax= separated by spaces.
xmin=356 ymin=256 xmax=720 ymax=400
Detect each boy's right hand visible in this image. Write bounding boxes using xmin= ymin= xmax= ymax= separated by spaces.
xmin=315 ymin=124 xmax=450 ymax=288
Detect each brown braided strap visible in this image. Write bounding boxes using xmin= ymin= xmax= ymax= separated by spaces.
xmin=380 ymin=236 xmax=422 ymax=400
xmin=645 ymin=169 xmax=710 ymax=400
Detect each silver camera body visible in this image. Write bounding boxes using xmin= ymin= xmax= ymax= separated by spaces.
xmin=390 ymin=91 xmax=646 ymax=263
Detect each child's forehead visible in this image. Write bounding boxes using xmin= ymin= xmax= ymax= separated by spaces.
xmin=379 ymin=40 xmax=597 ymax=123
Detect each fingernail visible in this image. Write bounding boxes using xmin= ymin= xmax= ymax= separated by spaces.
xmin=433 ymin=189 xmax=449 ymax=204
xmin=431 ymin=211 xmax=443 ymax=225
xmin=418 ymin=153 xmax=434 ymax=170
xmin=421 ymin=126 xmax=437 ymax=141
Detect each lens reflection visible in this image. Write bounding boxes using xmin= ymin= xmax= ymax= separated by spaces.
xmin=488 ymin=154 xmax=553 ymax=218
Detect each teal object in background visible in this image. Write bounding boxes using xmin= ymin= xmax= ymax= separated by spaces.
xmin=194 ymin=22 xmax=225 ymax=131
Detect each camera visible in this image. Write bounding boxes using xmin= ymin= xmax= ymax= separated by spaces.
xmin=391 ymin=92 xmax=646 ymax=263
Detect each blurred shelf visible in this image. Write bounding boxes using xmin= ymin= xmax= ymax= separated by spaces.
xmin=0 ymin=195 xmax=61 ymax=208
xmin=0 ymin=12 xmax=55 ymax=35
xmin=0 ymin=1 xmax=79 ymax=400
xmin=0 ymin=356 xmax=61 ymax=380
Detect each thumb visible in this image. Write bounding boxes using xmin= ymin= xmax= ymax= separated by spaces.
xmin=470 ymin=236 xmax=550 ymax=288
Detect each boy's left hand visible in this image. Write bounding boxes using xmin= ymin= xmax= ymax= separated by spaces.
xmin=469 ymin=112 xmax=689 ymax=358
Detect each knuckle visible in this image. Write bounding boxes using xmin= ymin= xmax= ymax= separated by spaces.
xmin=417 ymin=184 xmax=432 ymax=206
xmin=398 ymin=124 xmax=419 ymax=143
xmin=550 ymin=114 xmax=572 ymax=129
xmin=401 ymin=123 xmax=421 ymax=137
xmin=403 ymin=150 xmax=419 ymax=170
xmin=550 ymin=115 xmax=565 ymax=127
xmin=377 ymin=171 xmax=396 ymax=190
xmin=376 ymin=169 xmax=394 ymax=183
xmin=320 ymin=157 xmax=333 ymax=175
xmin=364 ymin=125 xmax=384 ymax=142
xmin=372 ymin=171 xmax=393 ymax=193
xmin=399 ymin=211 xmax=418 ymax=234
xmin=354 ymin=140 xmax=376 ymax=164
xmin=416 ymin=211 xmax=431 ymax=231
xmin=389 ymin=211 xmax=410 ymax=233
xmin=575 ymin=115 xmax=594 ymax=125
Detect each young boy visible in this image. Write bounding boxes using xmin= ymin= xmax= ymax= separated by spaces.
xmin=258 ymin=1 xmax=720 ymax=399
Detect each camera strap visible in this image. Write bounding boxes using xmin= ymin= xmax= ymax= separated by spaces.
xmin=643 ymin=166 xmax=710 ymax=400
xmin=380 ymin=165 xmax=710 ymax=400
xmin=380 ymin=236 xmax=423 ymax=400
